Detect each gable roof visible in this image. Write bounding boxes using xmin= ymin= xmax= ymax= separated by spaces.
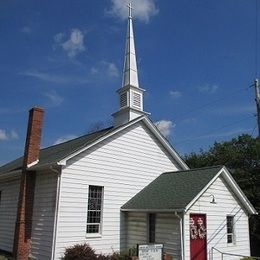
xmin=122 ymin=166 xmax=222 ymax=211
xmin=121 ymin=165 xmax=257 ymax=215
xmin=0 ymin=127 xmax=113 ymax=175
xmin=0 ymin=116 xmax=188 ymax=175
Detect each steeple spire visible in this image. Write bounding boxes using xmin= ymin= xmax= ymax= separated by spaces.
xmin=112 ymin=3 xmax=149 ymax=126
xmin=122 ymin=2 xmax=139 ymax=88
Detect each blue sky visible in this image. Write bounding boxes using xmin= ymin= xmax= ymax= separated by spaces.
xmin=0 ymin=0 xmax=259 ymax=165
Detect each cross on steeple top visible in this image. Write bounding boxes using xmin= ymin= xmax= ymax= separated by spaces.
xmin=127 ymin=2 xmax=133 ymax=18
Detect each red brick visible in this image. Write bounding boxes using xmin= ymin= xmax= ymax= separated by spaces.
xmin=13 ymin=107 xmax=44 ymax=260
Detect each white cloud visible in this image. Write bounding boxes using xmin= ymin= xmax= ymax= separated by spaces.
xmin=43 ymin=90 xmax=64 ymax=107
xmin=90 ymin=67 xmax=98 ymax=75
xmin=54 ymin=32 xmax=65 ymax=43
xmin=100 ymin=61 xmax=119 ymax=78
xmin=54 ymin=134 xmax=78 ymax=145
xmin=0 ymin=130 xmax=8 ymax=140
xmin=155 ymin=120 xmax=174 ymax=137
xmin=0 ymin=129 xmax=18 ymax=141
xmin=181 ymin=117 xmax=197 ymax=124
xmin=19 ymin=70 xmax=89 ymax=85
xmin=20 ymin=70 xmax=68 ymax=84
xmin=198 ymin=84 xmax=218 ymax=94
xmin=10 ymin=130 xmax=19 ymax=139
xmin=106 ymin=62 xmax=119 ymax=77
xmin=169 ymin=90 xmax=182 ymax=99
xmin=21 ymin=26 xmax=32 ymax=34
xmin=106 ymin=0 xmax=159 ymax=23
xmin=54 ymin=29 xmax=85 ymax=58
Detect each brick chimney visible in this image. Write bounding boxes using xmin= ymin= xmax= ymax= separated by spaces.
xmin=13 ymin=107 xmax=44 ymax=260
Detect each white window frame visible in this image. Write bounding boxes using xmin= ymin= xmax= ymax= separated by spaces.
xmin=86 ymin=185 xmax=104 ymax=235
xmin=226 ymin=215 xmax=235 ymax=244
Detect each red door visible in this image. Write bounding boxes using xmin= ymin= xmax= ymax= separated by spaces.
xmin=190 ymin=214 xmax=207 ymax=260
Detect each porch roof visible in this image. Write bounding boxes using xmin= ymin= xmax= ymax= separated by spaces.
xmin=121 ymin=166 xmax=223 ymax=211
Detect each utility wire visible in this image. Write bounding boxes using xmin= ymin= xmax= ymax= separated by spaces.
xmin=172 ymin=85 xmax=251 ymax=125
xmin=251 ymin=123 xmax=257 ymax=136
xmin=173 ymin=115 xmax=254 ymax=146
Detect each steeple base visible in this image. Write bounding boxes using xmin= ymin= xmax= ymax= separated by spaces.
xmin=112 ymin=107 xmax=149 ymax=127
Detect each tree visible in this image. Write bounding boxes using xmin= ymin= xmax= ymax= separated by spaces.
xmin=184 ymin=134 xmax=260 ymax=255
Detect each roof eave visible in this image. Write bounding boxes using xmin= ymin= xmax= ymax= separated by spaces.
xmin=0 ymin=169 xmax=22 ymax=179
xmin=121 ymin=208 xmax=185 ymax=213
xmin=58 ymin=116 xmax=189 ymax=171
xmin=185 ymin=166 xmax=257 ymax=215
xmin=221 ymin=166 xmax=258 ymax=215
xmin=184 ymin=168 xmax=222 ymax=212
xmin=29 ymin=162 xmax=60 ymax=171
xmin=142 ymin=117 xmax=189 ymax=170
xmin=58 ymin=115 xmax=147 ymax=165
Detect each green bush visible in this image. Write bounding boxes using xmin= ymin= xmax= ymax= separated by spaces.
xmin=240 ymin=257 xmax=255 ymax=260
xmin=62 ymin=244 xmax=133 ymax=260
xmin=62 ymin=244 xmax=97 ymax=260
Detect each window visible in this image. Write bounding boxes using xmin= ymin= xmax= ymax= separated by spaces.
xmin=227 ymin=216 xmax=234 ymax=243
xmin=148 ymin=213 xmax=156 ymax=243
xmin=86 ymin=186 xmax=103 ymax=234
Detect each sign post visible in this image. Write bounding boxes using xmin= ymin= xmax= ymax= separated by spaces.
xmin=138 ymin=244 xmax=163 ymax=260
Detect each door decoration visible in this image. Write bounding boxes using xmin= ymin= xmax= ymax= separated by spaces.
xmin=190 ymin=217 xmax=198 ymax=239
xmin=190 ymin=217 xmax=206 ymax=239
xmin=197 ymin=217 xmax=206 ymax=239
xmin=190 ymin=214 xmax=207 ymax=260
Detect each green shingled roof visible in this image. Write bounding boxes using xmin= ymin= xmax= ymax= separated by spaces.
xmin=0 ymin=127 xmax=113 ymax=175
xmin=121 ymin=166 xmax=223 ymax=211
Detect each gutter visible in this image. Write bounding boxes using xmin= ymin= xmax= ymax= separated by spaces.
xmin=121 ymin=208 xmax=185 ymax=212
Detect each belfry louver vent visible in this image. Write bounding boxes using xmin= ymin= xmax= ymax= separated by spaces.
xmin=120 ymin=92 xmax=127 ymax=108
xmin=132 ymin=92 xmax=141 ymax=108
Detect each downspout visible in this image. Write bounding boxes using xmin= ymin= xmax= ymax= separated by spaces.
xmin=182 ymin=212 xmax=185 ymax=260
xmin=50 ymin=165 xmax=62 ymax=260
xmin=175 ymin=211 xmax=184 ymax=260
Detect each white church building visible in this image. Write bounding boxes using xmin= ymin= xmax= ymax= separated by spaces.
xmin=0 ymin=5 xmax=257 ymax=260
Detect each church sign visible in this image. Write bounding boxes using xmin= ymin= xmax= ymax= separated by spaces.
xmin=138 ymin=244 xmax=163 ymax=260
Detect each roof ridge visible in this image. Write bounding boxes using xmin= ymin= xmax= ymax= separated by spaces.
xmin=163 ymin=165 xmax=223 ymax=175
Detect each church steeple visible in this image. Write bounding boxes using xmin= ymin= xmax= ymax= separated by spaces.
xmin=113 ymin=3 xmax=148 ymax=126
xmin=122 ymin=3 xmax=139 ymax=88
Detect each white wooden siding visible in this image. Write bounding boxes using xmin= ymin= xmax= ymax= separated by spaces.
xmin=54 ymin=122 xmax=179 ymax=259
xmin=184 ymin=176 xmax=251 ymax=260
xmin=126 ymin=212 xmax=147 ymax=248
xmin=0 ymin=175 xmax=21 ymax=252
xmin=156 ymin=213 xmax=181 ymax=259
xmin=31 ymin=170 xmax=58 ymax=260
xmin=125 ymin=212 xmax=181 ymax=259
